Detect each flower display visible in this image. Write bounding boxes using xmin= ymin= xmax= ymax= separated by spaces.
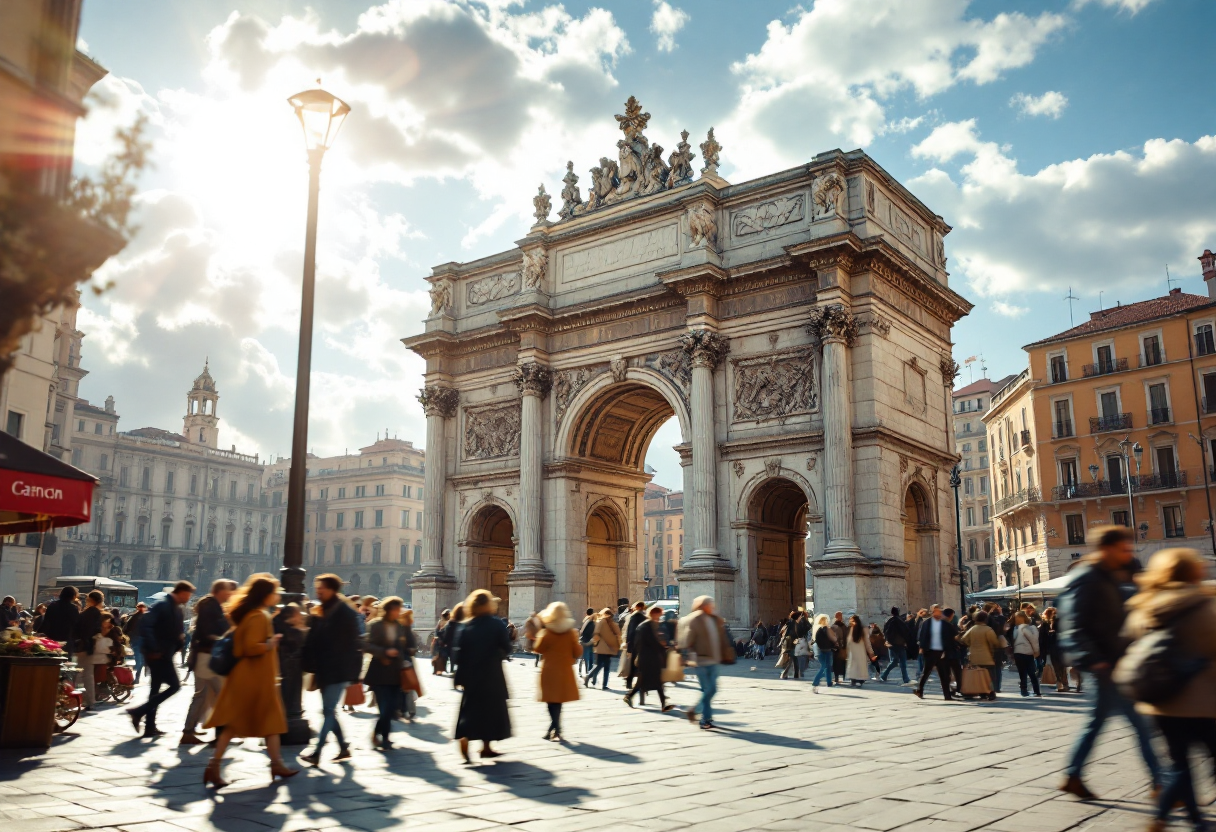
xmin=0 ymin=627 xmax=66 ymax=657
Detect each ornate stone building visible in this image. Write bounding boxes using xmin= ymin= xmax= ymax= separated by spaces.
xmin=642 ymin=482 xmax=683 ymax=602
xmin=404 ymin=98 xmax=972 ymax=630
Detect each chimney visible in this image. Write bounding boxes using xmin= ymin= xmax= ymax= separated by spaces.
xmin=1200 ymin=249 xmax=1216 ymax=298
xmin=104 ymin=395 xmax=114 ymax=413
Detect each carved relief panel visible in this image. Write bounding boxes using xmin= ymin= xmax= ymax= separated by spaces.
xmin=731 ymin=347 xmax=818 ymax=424
xmin=730 ymin=194 xmax=806 ymax=239
xmin=467 ymin=272 xmax=520 ymax=307
xmin=462 ymin=402 xmax=522 ymax=461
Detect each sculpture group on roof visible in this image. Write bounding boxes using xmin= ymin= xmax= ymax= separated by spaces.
xmin=532 ymin=96 xmax=724 ymax=225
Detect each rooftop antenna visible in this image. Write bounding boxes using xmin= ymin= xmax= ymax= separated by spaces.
xmin=1166 ymin=264 xmax=1180 ymax=292
xmin=1098 ymin=290 xmax=1104 ymax=311
xmin=980 ymin=355 xmax=988 ymax=378
xmin=1064 ymin=287 xmax=1079 ymax=326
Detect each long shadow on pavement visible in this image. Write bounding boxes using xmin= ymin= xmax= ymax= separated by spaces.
xmin=476 ymin=759 xmax=594 ymax=805
xmin=563 ymin=739 xmax=642 ymax=764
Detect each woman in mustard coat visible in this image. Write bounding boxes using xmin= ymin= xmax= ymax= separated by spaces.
xmin=532 ymin=601 xmax=582 ymax=742
xmin=203 ymin=574 xmax=298 ymax=787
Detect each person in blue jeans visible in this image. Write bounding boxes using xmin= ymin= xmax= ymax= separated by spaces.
xmin=810 ymin=614 xmax=836 ymax=690
xmin=678 ymin=596 xmax=731 ymax=729
xmin=880 ymin=607 xmax=911 ymax=684
xmin=300 ymin=574 xmax=364 ymax=766
xmin=1058 ymin=525 xmax=1161 ymax=801
xmin=578 ymin=608 xmax=596 ymax=676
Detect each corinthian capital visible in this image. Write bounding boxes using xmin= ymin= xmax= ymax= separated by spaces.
xmin=512 ymin=361 xmax=553 ymax=398
xmin=417 ymin=385 xmax=460 ymax=419
xmin=807 ymin=304 xmax=859 ymax=347
xmin=678 ymin=328 xmax=730 ymax=369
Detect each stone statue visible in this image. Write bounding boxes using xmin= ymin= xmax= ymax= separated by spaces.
xmin=935 ymin=234 xmax=947 ymax=268
xmin=428 ymin=279 xmax=452 ymax=316
xmin=559 ymin=162 xmax=582 ymax=220
xmin=640 ymin=144 xmax=669 ymax=195
xmin=700 ymin=127 xmax=722 ymax=177
xmin=521 ymin=248 xmax=547 ymax=291
xmin=594 ymin=156 xmax=620 ymax=205
xmin=616 ymin=139 xmax=644 ymax=198
xmin=687 ymin=203 xmax=717 ymax=250
xmin=614 ymin=95 xmax=651 ymax=142
xmin=533 ymin=184 xmax=551 ymax=224
xmin=667 ymin=129 xmax=696 ymax=187
xmin=811 ymin=173 xmax=845 ymax=220
xmin=610 ymin=356 xmax=627 ymax=383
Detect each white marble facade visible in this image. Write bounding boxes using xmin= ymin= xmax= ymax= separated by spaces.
xmin=404 ymin=99 xmax=972 ymax=632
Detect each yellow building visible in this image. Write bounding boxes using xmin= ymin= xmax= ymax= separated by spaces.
xmin=986 ymin=286 xmax=1216 ymax=587
xmin=642 ymin=483 xmax=683 ymax=602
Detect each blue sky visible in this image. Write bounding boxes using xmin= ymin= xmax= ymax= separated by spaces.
xmin=73 ymin=0 xmax=1216 ymax=490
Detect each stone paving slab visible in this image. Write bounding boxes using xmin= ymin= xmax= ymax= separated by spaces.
xmin=0 ymin=658 xmax=1196 ymax=831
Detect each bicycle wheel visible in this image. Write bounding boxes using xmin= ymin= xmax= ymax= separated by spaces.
xmin=95 ymin=681 xmax=113 ymax=703
xmin=110 ymin=684 xmax=133 ymax=704
xmin=54 ymin=695 xmax=80 ymax=733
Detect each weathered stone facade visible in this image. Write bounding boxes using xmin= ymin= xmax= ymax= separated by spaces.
xmin=403 ymin=99 xmax=972 ymax=630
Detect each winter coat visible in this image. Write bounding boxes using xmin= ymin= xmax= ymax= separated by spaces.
xmin=869 ymin=628 xmax=888 ymax=660
xmin=624 ymin=611 xmax=646 ymax=655
xmin=534 ymin=625 xmax=582 ymax=703
xmin=882 ymin=615 xmax=907 ymax=648
xmin=578 ymin=616 xmax=597 ymax=645
xmin=1012 ymin=624 xmax=1040 ymax=657
xmin=677 ymin=610 xmax=732 ymax=666
xmin=205 ymin=608 xmax=286 ymax=738
xmin=1038 ymin=619 xmax=1058 ymax=656
xmin=831 ymin=620 xmax=849 ymax=656
xmin=917 ymin=617 xmax=960 ymax=658
xmin=363 ymin=619 xmax=417 ymax=686
xmin=302 ymin=597 xmax=363 ymax=687
xmin=140 ymin=596 xmax=185 ymax=658
xmin=845 ymin=630 xmax=876 ymax=681
xmin=121 ymin=610 xmax=144 ymax=641
xmin=40 ymin=598 xmax=79 ymax=645
xmin=1059 ymin=559 xmax=1132 ymax=669
xmin=959 ymin=623 xmax=999 ymax=666
xmin=73 ymin=605 xmax=104 ymax=655
xmin=1121 ymin=584 xmax=1216 ymax=719
xmin=813 ymin=624 xmax=837 ymax=653
xmin=593 ymin=616 xmax=621 ymax=655
xmin=453 ymin=615 xmax=512 ymax=742
xmin=630 ymin=620 xmax=668 ymax=692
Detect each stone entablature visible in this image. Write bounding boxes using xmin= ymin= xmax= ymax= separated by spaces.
xmin=403 ymin=97 xmax=972 ymax=630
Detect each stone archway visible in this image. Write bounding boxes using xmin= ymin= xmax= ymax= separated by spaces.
xmin=743 ymin=477 xmax=810 ymax=626
xmin=466 ymin=503 xmax=515 ymax=620
xmin=586 ymin=501 xmax=627 ymax=613
xmin=903 ymin=482 xmax=939 ymax=612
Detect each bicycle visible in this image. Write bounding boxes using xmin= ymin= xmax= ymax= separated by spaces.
xmin=94 ymin=663 xmax=136 ymax=705
xmin=54 ymin=663 xmax=83 ymax=733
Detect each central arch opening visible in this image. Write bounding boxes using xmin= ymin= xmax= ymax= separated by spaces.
xmin=747 ymin=477 xmax=810 ymax=626
xmin=903 ymin=483 xmax=938 ymax=612
xmin=468 ymin=504 xmax=515 ymax=619
xmin=586 ymin=506 xmax=624 ymax=611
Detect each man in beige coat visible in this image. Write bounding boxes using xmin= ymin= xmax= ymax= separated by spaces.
xmin=678 ymin=596 xmax=733 ymax=729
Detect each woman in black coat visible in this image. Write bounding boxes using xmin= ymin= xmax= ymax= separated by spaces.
xmin=363 ymin=597 xmax=418 ymax=750
xmin=453 ymin=590 xmax=512 ymax=763
xmin=624 ymin=606 xmax=673 ymax=711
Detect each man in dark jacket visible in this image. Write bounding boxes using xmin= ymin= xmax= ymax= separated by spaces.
xmin=127 ymin=581 xmax=194 ymax=738
xmin=914 ymin=606 xmax=959 ymax=701
xmin=623 ymin=601 xmax=647 ymax=689
xmin=1058 ymin=526 xmax=1161 ymax=801
xmin=984 ymin=602 xmax=1007 ymax=692
xmin=578 ymin=608 xmax=596 ymax=676
xmin=0 ymin=596 xmax=20 ymax=628
xmin=880 ymin=606 xmax=910 ymax=683
xmin=41 ymin=586 xmax=79 ymax=645
xmin=73 ymin=590 xmax=106 ymax=708
xmin=181 ymin=579 xmax=236 ymax=745
xmin=301 ymin=574 xmax=363 ymax=765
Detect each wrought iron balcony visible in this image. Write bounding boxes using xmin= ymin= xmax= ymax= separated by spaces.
xmin=1082 ymin=358 xmax=1128 ymax=377
xmin=1150 ymin=406 xmax=1171 ymax=425
xmin=1052 ymin=472 xmax=1187 ymax=501
xmin=1089 ymin=413 xmax=1132 ymax=434
xmin=1139 ymin=351 xmax=1164 ymax=368
xmin=993 ymin=486 xmax=1040 ymax=515
xmin=1054 ymin=419 xmax=1074 ymax=438
xmin=1050 ymin=365 xmax=1068 ymax=384
xmin=1137 ymin=470 xmax=1187 ymax=491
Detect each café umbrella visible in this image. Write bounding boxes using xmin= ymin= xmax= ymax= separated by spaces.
xmin=0 ymin=431 xmax=98 ymax=603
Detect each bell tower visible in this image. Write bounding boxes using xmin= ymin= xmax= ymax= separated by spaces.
xmin=184 ymin=360 xmax=219 ymax=448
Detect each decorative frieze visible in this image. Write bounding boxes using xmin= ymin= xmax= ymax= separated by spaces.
xmin=417 ymin=385 xmax=459 ymax=419
xmin=647 ymin=349 xmax=692 ymax=401
xmin=732 ymin=194 xmax=805 ymax=237
xmin=467 ymin=272 xmax=520 ymax=306
xmin=463 ymin=402 xmax=522 ymax=461
xmin=560 ymin=225 xmax=678 ymax=282
xmin=731 ymin=347 xmax=817 ymax=423
xmin=553 ymin=365 xmax=606 ymax=423
xmin=861 ymin=313 xmax=892 ymax=339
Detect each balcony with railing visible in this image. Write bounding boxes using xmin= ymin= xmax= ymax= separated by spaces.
xmin=993 ymin=486 xmax=1040 ymax=515
xmin=1137 ymin=470 xmax=1187 ymax=490
xmin=1089 ymin=413 xmax=1132 ymax=434
xmin=1139 ymin=351 xmax=1164 ymax=368
xmin=1054 ymin=419 xmax=1074 ymax=438
xmin=1052 ymin=471 xmax=1187 ymax=501
xmin=1082 ymin=357 xmax=1128 ymax=377
xmin=1150 ymin=406 xmax=1171 ymax=425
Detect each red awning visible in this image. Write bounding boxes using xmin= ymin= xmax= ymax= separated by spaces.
xmin=0 ymin=431 xmax=97 ymax=535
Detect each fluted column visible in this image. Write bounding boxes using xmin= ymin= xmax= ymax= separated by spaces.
xmin=808 ymin=304 xmax=862 ymax=559
xmin=680 ymin=329 xmax=730 ymax=565
xmin=512 ymin=361 xmax=552 ymax=573
xmin=417 ymin=385 xmax=459 ymax=575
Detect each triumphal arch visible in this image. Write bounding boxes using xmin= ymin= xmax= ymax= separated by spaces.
xmin=404 ymin=98 xmax=972 ymax=631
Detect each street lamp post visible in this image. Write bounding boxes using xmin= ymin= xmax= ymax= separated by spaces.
xmin=279 ymin=85 xmax=349 ymax=746
xmin=950 ymin=464 xmax=965 ymax=612
xmin=1117 ymin=437 xmax=1143 ymax=540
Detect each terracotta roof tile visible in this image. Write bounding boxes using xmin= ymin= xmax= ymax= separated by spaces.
xmin=1025 ymin=290 xmax=1216 ymax=348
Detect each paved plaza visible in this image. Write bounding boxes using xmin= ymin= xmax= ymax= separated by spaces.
xmin=0 ymin=659 xmax=1178 ymax=832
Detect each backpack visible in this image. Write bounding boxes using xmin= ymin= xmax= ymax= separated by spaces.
xmin=208 ymin=629 xmax=240 ymax=677
xmin=1113 ymin=604 xmax=1210 ymax=705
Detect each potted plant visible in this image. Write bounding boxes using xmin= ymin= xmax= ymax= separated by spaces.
xmin=0 ymin=627 xmax=68 ymax=748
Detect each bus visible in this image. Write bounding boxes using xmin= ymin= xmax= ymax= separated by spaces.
xmin=40 ymin=576 xmax=139 ymax=611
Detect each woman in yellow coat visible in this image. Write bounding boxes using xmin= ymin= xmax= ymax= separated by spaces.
xmin=533 ymin=601 xmax=583 ymax=742
xmin=203 ymin=574 xmax=298 ymax=787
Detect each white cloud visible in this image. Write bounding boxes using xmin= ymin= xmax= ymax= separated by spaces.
xmin=722 ymin=0 xmax=1066 ymax=178
xmin=1073 ymin=0 xmax=1159 ymax=14
xmin=650 ymin=1 xmax=690 ymax=53
xmin=908 ymin=120 xmax=1216 ymax=301
xmin=1011 ymin=90 xmax=1068 ymax=119
xmin=992 ymin=301 xmax=1028 ymax=318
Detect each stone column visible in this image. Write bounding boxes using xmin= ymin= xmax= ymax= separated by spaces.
xmin=808 ymin=304 xmax=862 ymax=559
xmin=412 ymin=385 xmax=460 ymax=630
xmin=508 ymin=361 xmax=554 ymax=615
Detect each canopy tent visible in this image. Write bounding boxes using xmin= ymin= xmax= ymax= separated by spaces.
xmin=1017 ymin=573 xmax=1076 ymax=597
xmin=966 ymin=585 xmax=1021 ymax=600
xmin=0 ymin=430 xmax=97 ymax=535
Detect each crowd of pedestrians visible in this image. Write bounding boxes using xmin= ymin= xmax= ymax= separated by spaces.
xmin=10 ymin=520 xmax=1216 ymax=830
